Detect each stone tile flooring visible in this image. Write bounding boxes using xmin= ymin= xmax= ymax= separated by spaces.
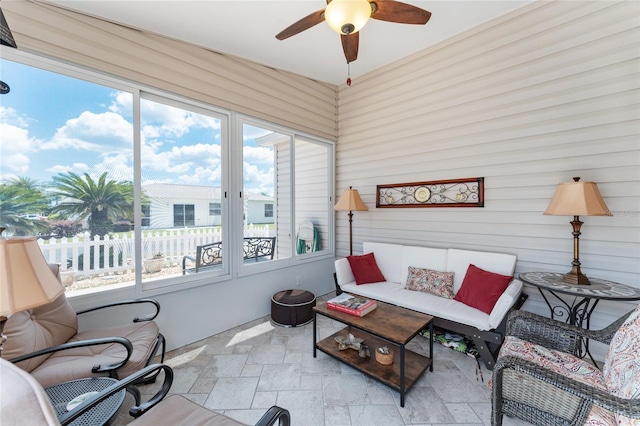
xmin=115 ymin=293 xmax=531 ymax=425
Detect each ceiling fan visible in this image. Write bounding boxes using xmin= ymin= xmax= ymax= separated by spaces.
xmin=276 ymin=0 xmax=432 ymax=64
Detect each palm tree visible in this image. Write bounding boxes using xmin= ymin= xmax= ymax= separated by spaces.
xmin=0 ymin=177 xmax=50 ymax=236
xmin=51 ymin=172 xmax=134 ymax=238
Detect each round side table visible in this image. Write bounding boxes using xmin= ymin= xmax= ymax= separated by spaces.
xmin=45 ymin=377 xmax=126 ymax=426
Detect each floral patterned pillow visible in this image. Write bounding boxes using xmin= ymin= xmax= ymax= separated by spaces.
xmin=405 ymin=266 xmax=454 ymax=299
xmin=603 ymin=304 xmax=640 ymax=424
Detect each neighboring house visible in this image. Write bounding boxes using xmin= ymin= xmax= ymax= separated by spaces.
xmin=142 ymin=183 xmax=274 ymax=229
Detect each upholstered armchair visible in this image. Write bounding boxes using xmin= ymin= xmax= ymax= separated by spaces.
xmin=492 ymin=306 xmax=640 ymax=425
xmin=0 ymin=358 xmax=291 ymax=426
xmin=1 ymin=264 xmax=165 ymax=388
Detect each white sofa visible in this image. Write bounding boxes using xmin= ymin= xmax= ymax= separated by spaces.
xmin=334 ymin=242 xmax=528 ymax=370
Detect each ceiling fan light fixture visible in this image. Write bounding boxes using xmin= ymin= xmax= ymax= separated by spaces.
xmin=325 ymin=0 xmax=371 ymax=35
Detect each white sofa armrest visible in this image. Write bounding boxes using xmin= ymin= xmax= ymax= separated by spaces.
xmin=335 ymin=258 xmax=355 ymax=288
xmin=488 ymin=279 xmax=523 ymax=329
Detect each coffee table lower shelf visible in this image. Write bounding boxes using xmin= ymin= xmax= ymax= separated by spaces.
xmin=316 ymin=327 xmax=432 ymax=407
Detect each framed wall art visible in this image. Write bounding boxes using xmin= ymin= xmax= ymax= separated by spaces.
xmin=376 ymin=177 xmax=484 ymax=208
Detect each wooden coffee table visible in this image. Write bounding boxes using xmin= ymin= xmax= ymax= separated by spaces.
xmin=313 ymin=298 xmax=433 ymax=407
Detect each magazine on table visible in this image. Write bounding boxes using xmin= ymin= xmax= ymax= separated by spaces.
xmin=326 ymin=293 xmax=377 ymax=317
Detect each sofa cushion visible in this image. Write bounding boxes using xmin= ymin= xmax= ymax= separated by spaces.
xmin=347 ymin=253 xmax=386 ymax=285
xmin=405 ymin=266 xmax=454 ymax=299
xmin=400 ymin=246 xmax=448 ymax=286
xmin=488 ymin=279 xmax=523 ymax=329
xmin=454 ymin=264 xmax=512 ymax=314
xmin=447 ymin=249 xmax=516 ymax=293
xmin=363 ymin=242 xmax=403 ymax=284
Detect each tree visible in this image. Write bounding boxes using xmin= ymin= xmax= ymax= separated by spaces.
xmin=51 ymin=172 xmax=134 ymax=238
xmin=0 ymin=177 xmax=50 ymax=236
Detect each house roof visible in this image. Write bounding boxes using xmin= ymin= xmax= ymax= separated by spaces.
xmin=142 ymin=183 xmax=271 ymax=201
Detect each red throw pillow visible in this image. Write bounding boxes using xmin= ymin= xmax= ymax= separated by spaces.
xmin=347 ymin=253 xmax=386 ymax=285
xmin=454 ymin=264 xmax=513 ymax=314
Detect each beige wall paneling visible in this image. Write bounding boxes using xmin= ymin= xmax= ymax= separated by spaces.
xmin=3 ymin=0 xmax=338 ymax=140
xmin=335 ymin=0 xmax=640 ymax=360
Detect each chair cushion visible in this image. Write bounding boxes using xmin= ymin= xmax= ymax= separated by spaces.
xmin=0 ymin=358 xmax=59 ymax=426
xmin=30 ymin=321 xmax=160 ymax=388
xmin=129 ymin=394 xmax=247 ymax=426
xmin=2 ymin=294 xmax=78 ymax=373
xmin=603 ymin=304 xmax=640 ymax=424
xmin=584 ymin=404 xmax=616 ymax=425
xmin=499 ymin=336 xmax=606 ymax=390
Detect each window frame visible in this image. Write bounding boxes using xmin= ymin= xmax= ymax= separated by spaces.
xmin=1 ymin=48 xmax=335 ymax=299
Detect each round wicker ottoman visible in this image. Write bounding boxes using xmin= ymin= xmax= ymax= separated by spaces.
xmin=271 ymin=289 xmax=316 ymax=327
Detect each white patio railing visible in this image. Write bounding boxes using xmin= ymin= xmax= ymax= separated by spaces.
xmin=39 ymin=225 xmax=272 ymax=278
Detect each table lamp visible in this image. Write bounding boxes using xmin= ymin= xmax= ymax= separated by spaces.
xmin=0 ymin=228 xmax=64 ymax=355
xmin=334 ymin=186 xmax=368 ymax=255
xmin=543 ymin=177 xmax=612 ymax=285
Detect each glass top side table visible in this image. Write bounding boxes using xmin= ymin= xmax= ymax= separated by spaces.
xmin=519 ymin=272 xmax=640 ymax=361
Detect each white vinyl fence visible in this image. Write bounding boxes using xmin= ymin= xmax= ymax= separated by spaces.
xmin=39 ymin=225 xmax=272 ymax=278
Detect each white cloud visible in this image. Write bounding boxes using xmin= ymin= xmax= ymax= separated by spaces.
xmin=0 ymin=122 xmax=42 ymax=173
xmin=41 ymin=111 xmax=133 ymax=152
xmin=243 ymin=145 xmax=273 ymax=164
xmin=141 ymin=100 xmax=221 ymax=139
xmin=243 ymin=162 xmax=273 ymax=194
xmin=47 ymin=163 xmax=91 ymax=174
xmin=108 ymin=91 xmax=133 ymax=116
xmin=0 ymin=106 xmax=30 ymax=128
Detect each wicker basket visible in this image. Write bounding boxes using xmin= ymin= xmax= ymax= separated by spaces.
xmin=375 ymin=347 xmax=393 ymax=365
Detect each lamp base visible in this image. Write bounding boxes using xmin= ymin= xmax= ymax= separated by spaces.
xmin=562 ymin=270 xmax=591 ymax=286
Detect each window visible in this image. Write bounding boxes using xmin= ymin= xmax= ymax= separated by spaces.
xmin=141 ymin=204 xmax=151 ymax=227
xmin=294 ymin=137 xmax=331 ymax=254
xmin=241 ymin=121 xmax=289 ymax=264
xmin=209 ymin=203 xmax=221 ymax=216
xmin=0 ymin=52 xmax=333 ymax=296
xmin=173 ymin=204 xmax=195 ymax=227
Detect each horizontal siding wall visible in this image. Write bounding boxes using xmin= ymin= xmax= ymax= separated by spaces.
xmin=336 ymin=0 xmax=639 ymax=357
xmin=3 ymin=0 xmax=337 ymax=140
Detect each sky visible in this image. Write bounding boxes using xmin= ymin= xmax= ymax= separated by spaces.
xmin=0 ymin=58 xmax=276 ymax=195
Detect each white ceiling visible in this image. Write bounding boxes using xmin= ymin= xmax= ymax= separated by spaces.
xmin=51 ymin=0 xmax=533 ymax=86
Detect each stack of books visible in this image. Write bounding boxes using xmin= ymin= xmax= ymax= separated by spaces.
xmin=326 ymin=293 xmax=377 ymax=317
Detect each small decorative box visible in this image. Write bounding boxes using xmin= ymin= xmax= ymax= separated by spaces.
xmin=375 ymin=346 xmax=393 ymax=365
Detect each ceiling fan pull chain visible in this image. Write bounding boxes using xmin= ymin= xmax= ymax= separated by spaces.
xmin=346 ymin=63 xmax=352 ymax=87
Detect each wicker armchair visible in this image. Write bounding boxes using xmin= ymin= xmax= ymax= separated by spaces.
xmin=492 ymin=306 xmax=640 ymax=425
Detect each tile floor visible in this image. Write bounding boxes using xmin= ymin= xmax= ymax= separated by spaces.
xmin=115 ymin=292 xmax=531 ymax=425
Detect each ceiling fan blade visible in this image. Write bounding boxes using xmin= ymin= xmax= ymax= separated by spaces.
xmin=341 ymin=32 xmax=359 ymax=63
xmin=370 ymin=0 xmax=431 ymax=25
xmin=276 ymin=9 xmax=326 ymax=40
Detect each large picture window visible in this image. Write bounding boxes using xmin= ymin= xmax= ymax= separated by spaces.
xmin=0 ymin=53 xmax=333 ymax=296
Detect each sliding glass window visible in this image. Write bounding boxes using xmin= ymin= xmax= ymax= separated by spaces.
xmin=139 ymin=94 xmax=227 ymax=287
xmin=0 ymin=52 xmax=333 ymax=297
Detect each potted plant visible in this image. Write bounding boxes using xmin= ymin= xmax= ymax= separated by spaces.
xmin=143 ymin=252 xmax=164 ymax=273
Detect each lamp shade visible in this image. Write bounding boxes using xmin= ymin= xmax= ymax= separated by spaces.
xmin=0 ymin=237 xmax=63 ymax=317
xmin=325 ymin=0 xmax=372 ymax=35
xmin=544 ymin=179 xmax=611 ymax=217
xmin=334 ymin=187 xmax=368 ymax=212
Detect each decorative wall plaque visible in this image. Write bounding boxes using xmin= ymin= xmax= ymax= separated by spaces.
xmin=376 ymin=177 xmax=484 ymax=208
